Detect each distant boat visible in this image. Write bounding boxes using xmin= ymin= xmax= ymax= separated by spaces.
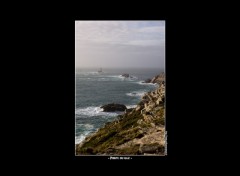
xmin=98 ymin=68 xmax=103 ymax=73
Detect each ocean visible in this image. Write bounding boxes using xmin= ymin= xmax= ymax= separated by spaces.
xmin=75 ymin=68 xmax=164 ymax=144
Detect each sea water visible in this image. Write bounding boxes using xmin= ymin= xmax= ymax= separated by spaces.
xmin=75 ymin=68 xmax=163 ymax=144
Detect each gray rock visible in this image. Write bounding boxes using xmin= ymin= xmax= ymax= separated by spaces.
xmin=140 ymin=143 xmax=162 ymax=154
xmin=143 ymin=78 xmax=151 ymax=83
xmin=100 ymin=103 xmax=127 ymax=112
xmin=125 ymin=108 xmax=134 ymax=113
xmin=121 ymin=73 xmax=129 ymax=78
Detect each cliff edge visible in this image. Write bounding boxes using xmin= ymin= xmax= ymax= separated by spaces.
xmin=76 ymin=73 xmax=165 ymax=155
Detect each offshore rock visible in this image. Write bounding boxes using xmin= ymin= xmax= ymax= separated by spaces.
xmin=100 ymin=103 xmax=127 ymax=112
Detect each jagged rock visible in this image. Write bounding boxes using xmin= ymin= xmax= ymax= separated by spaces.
xmin=137 ymin=119 xmax=143 ymax=125
xmin=125 ymin=108 xmax=134 ymax=113
xmin=142 ymin=95 xmax=150 ymax=103
xmin=150 ymin=73 xmax=165 ymax=84
xmin=143 ymin=114 xmax=153 ymax=123
xmin=121 ymin=73 xmax=129 ymax=78
xmin=140 ymin=109 xmax=145 ymax=115
xmin=135 ymin=105 xmax=143 ymax=111
xmin=143 ymin=78 xmax=151 ymax=83
xmin=151 ymin=76 xmax=157 ymax=83
xmin=139 ymin=143 xmax=162 ymax=154
xmin=150 ymin=123 xmax=155 ymax=127
xmin=135 ymin=133 xmax=144 ymax=139
xmin=100 ymin=103 xmax=127 ymax=112
xmin=156 ymin=97 xmax=162 ymax=105
xmin=145 ymin=102 xmax=155 ymax=112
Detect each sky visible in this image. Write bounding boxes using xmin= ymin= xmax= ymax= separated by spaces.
xmin=75 ymin=21 xmax=165 ymax=69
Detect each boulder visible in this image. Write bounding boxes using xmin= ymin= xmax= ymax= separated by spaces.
xmin=100 ymin=103 xmax=127 ymax=112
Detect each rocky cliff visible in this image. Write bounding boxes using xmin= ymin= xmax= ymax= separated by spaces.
xmin=76 ymin=73 xmax=165 ymax=155
xmin=143 ymin=72 xmax=165 ymax=84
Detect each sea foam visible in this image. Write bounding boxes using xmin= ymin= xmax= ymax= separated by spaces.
xmin=75 ymin=106 xmax=123 ymax=117
xmin=126 ymin=90 xmax=146 ymax=97
xmin=75 ymin=131 xmax=92 ymax=144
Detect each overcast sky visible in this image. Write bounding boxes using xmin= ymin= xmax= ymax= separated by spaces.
xmin=75 ymin=21 xmax=165 ymax=69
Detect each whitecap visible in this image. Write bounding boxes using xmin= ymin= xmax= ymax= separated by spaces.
xmin=126 ymin=105 xmax=137 ymax=109
xmin=76 ymin=72 xmax=99 ymax=76
xmin=118 ymin=75 xmax=138 ymax=81
xmin=135 ymin=81 xmax=159 ymax=86
xmin=126 ymin=90 xmax=146 ymax=97
xmin=75 ymin=131 xmax=92 ymax=144
xmin=76 ymin=123 xmax=94 ymax=130
xmin=84 ymin=124 xmax=94 ymax=129
xmin=75 ymin=106 xmax=123 ymax=117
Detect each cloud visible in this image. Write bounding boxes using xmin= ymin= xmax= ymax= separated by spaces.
xmin=75 ymin=21 xmax=165 ymax=46
xmin=127 ymin=39 xmax=164 ymax=46
xmin=75 ymin=21 xmax=165 ymax=68
xmin=138 ymin=26 xmax=165 ymax=33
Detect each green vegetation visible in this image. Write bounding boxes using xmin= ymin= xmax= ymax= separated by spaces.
xmin=76 ymin=110 xmax=144 ymax=155
xmin=153 ymin=107 xmax=165 ymax=125
xmin=76 ymin=85 xmax=166 ymax=155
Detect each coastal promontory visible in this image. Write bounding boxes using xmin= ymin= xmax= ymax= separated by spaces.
xmin=76 ymin=73 xmax=165 ymax=155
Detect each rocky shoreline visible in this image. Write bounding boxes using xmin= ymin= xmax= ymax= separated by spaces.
xmin=76 ymin=73 xmax=165 ymax=155
xmin=142 ymin=72 xmax=165 ymax=84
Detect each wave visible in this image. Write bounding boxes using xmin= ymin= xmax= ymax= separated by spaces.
xmin=126 ymin=105 xmax=137 ymax=109
xmin=106 ymin=75 xmax=122 ymax=78
xmin=76 ymin=72 xmax=99 ymax=76
xmin=135 ymin=81 xmax=159 ymax=86
xmin=75 ymin=106 xmax=123 ymax=117
xmin=76 ymin=74 xmax=139 ymax=82
xmin=126 ymin=90 xmax=146 ymax=97
xmin=118 ymin=75 xmax=138 ymax=80
xmin=76 ymin=123 xmax=94 ymax=130
xmin=96 ymin=75 xmax=137 ymax=82
xmin=75 ymin=131 xmax=92 ymax=144
xmin=97 ymin=77 xmax=123 ymax=81
xmin=76 ymin=77 xmax=92 ymax=80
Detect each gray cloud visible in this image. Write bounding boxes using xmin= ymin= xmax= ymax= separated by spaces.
xmin=75 ymin=21 xmax=165 ymax=68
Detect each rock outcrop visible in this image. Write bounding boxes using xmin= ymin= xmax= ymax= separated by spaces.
xmin=76 ymin=73 xmax=165 ymax=155
xmin=143 ymin=72 xmax=165 ymax=84
xmin=121 ymin=73 xmax=130 ymax=78
xmin=100 ymin=103 xmax=127 ymax=112
xmin=143 ymin=78 xmax=152 ymax=83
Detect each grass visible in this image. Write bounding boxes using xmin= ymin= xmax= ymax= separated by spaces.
xmin=76 ymin=110 xmax=143 ymax=155
xmin=153 ymin=107 xmax=165 ymax=125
